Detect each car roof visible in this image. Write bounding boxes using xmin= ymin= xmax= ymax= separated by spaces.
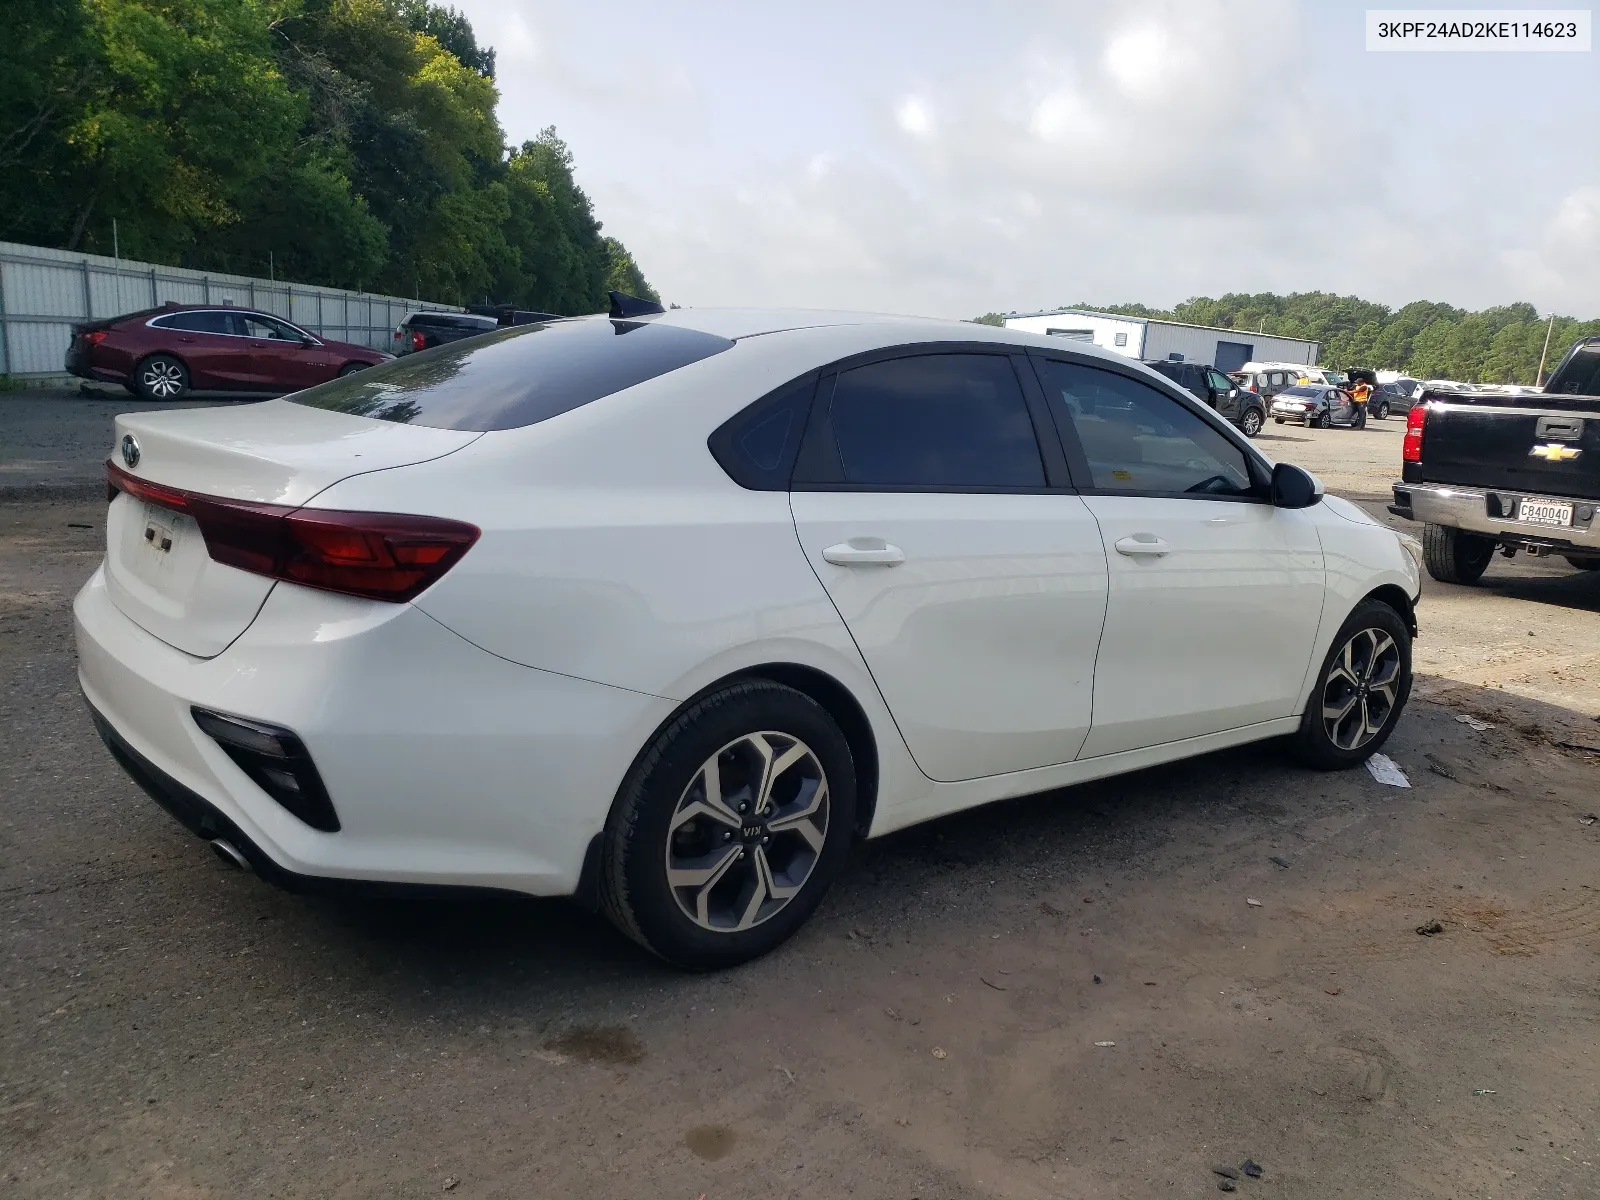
xmin=644 ymin=306 xmax=1146 ymax=366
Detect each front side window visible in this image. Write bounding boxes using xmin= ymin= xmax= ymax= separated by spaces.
xmin=828 ymin=354 xmax=1045 ymax=488
xmin=1207 ymin=370 xmax=1234 ymax=393
xmin=1033 ymin=359 xmax=1255 ymax=497
xmin=241 ymin=314 xmax=302 ymax=341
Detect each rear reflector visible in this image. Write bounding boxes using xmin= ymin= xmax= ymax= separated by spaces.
xmin=1402 ymin=404 xmax=1427 ymax=463
xmin=191 ymin=707 xmax=340 ymax=831
xmin=107 ymin=460 xmax=479 ymax=602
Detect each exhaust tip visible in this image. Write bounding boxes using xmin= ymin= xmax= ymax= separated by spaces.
xmin=209 ymin=838 xmax=251 ymax=872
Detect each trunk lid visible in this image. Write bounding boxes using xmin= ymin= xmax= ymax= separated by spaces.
xmin=1418 ymin=394 xmax=1600 ymax=501
xmin=104 ymin=400 xmax=480 ymax=657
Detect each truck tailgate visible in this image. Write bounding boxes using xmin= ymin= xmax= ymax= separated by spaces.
xmin=1421 ymin=398 xmax=1600 ymax=500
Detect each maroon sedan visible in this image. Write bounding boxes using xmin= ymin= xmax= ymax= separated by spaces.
xmin=66 ymin=304 xmax=391 ymax=400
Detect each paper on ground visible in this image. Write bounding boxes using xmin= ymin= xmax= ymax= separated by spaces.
xmin=1366 ymin=753 xmax=1411 ymax=787
xmin=1455 ymin=714 xmax=1493 ymax=731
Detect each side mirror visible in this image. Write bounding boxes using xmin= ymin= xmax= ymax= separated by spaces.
xmin=1272 ymin=462 xmax=1322 ymax=508
xmin=1229 ymin=387 xmax=1240 ymax=398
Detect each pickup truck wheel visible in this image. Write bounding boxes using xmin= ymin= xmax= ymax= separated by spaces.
xmin=1565 ymin=556 xmax=1600 ymax=571
xmin=1422 ymin=524 xmax=1495 ymax=584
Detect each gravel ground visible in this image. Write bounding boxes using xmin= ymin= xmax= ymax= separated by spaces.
xmin=2 ymin=400 xmax=1597 ymax=1199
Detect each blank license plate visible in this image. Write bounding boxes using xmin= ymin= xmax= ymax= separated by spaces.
xmin=1517 ymin=499 xmax=1573 ymax=528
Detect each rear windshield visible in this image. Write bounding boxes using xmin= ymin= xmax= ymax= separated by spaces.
xmin=1547 ymin=343 xmax=1600 ymax=396
xmin=1278 ymin=385 xmax=1322 ymax=397
xmin=290 ymin=317 xmax=734 ymax=431
xmin=406 ymin=312 xmax=497 ymax=330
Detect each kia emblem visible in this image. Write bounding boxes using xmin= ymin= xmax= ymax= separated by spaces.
xmin=120 ymin=433 xmax=140 ymax=468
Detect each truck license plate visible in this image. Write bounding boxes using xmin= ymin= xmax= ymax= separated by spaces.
xmin=1517 ymin=499 xmax=1573 ymax=528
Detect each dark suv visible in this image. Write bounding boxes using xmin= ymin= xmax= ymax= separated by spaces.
xmin=1143 ymin=359 xmax=1267 ymax=437
xmin=393 ymin=311 xmax=501 ymax=355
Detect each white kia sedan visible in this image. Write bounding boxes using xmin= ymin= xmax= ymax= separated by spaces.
xmin=75 ymin=309 xmax=1421 ymax=967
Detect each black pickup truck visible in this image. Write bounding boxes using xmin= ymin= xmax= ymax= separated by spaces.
xmin=1389 ymin=336 xmax=1600 ymax=583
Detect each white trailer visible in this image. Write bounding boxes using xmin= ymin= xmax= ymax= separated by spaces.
xmin=1003 ymin=308 xmax=1318 ymax=374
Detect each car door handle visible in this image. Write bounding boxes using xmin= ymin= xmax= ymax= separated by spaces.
xmin=1114 ymin=534 xmax=1170 ymax=557
xmin=822 ymin=539 xmax=906 ymax=566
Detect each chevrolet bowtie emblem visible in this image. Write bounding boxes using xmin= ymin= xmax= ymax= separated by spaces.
xmin=1529 ymin=443 xmax=1581 ymax=461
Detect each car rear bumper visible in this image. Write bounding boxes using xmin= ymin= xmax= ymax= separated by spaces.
xmin=74 ymin=563 xmax=675 ymax=897
xmin=1390 ymin=481 xmax=1600 ymax=552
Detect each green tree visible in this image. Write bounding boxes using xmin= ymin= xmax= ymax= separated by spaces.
xmin=604 ymin=238 xmax=660 ymax=303
xmin=968 ymin=312 xmax=1006 ymax=326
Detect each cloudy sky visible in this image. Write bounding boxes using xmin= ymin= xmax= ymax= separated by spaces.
xmin=450 ymin=0 xmax=1598 ymax=319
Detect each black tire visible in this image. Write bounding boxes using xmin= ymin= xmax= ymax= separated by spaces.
xmin=1292 ymin=600 xmax=1412 ymax=769
xmin=1239 ymin=408 xmax=1264 ymax=438
xmin=1374 ymin=401 xmax=1390 ymax=420
xmin=1314 ymin=410 xmax=1332 ymax=429
xmin=1273 ymin=417 xmax=1285 ymax=425
xmin=337 ymin=362 xmax=369 ymax=378
xmin=134 ymin=354 xmax=189 ymax=401
xmin=1566 ymin=556 xmax=1600 ymax=571
xmin=600 ymin=680 xmax=856 ymax=969
xmin=1422 ymin=523 xmax=1495 ymax=584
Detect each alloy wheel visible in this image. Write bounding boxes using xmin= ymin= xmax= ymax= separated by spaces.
xmin=141 ymin=360 xmax=185 ymax=398
xmin=1321 ymin=627 xmax=1402 ymax=751
xmin=1240 ymin=409 xmax=1263 ymax=437
xmin=664 ymin=731 xmax=829 ymax=933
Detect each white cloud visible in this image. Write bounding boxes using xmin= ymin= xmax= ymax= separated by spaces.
xmin=895 ymin=96 xmax=935 ymax=139
xmin=452 ymin=0 xmax=1600 ymax=319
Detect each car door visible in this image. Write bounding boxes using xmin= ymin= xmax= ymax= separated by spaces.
xmin=239 ymin=313 xmax=330 ymax=391
xmin=788 ymin=348 xmax=1110 ymax=783
xmin=1029 ymin=355 xmax=1325 ymax=758
xmin=1206 ymin=368 xmax=1242 ymax=418
xmin=153 ymin=311 xmax=249 ymax=387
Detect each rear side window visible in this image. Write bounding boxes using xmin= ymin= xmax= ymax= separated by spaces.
xmin=827 ymin=354 xmax=1045 ymax=488
xmin=289 ymin=318 xmax=734 ymax=431
xmin=708 ymin=374 xmax=817 ymax=490
xmin=1034 ymin=359 xmax=1254 ymax=497
xmin=154 ymin=311 xmax=237 ymax=335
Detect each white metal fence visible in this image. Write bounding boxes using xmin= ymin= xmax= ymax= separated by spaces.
xmin=0 ymin=240 xmax=460 ymax=381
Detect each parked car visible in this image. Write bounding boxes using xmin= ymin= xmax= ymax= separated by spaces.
xmin=1390 ymin=335 xmax=1600 ymax=582
xmin=78 ymin=310 xmax=1420 ymax=968
xmin=1271 ymin=384 xmax=1367 ymax=428
xmin=66 ymin=304 xmax=389 ymax=400
xmin=393 ymin=310 xmax=501 ymax=355
xmin=1143 ymin=359 xmax=1267 ymax=436
xmin=467 ymin=305 xmax=565 ymax=327
xmin=1229 ymin=365 xmax=1307 ymax=404
xmin=1371 ymin=378 xmax=1421 ymax=419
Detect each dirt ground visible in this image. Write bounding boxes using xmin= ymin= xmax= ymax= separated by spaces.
xmin=2 ymin=403 xmax=1597 ymax=1199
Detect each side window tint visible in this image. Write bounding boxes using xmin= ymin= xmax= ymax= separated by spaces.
xmin=829 ymin=354 xmax=1044 ymax=488
xmin=242 ymin=315 xmax=296 ymax=340
xmin=707 ymin=374 xmax=816 ymax=490
xmin=163 ymin=311 xmax=235 ymax=334
xmin=1034 ymin=360 xmax=1255 ymax=497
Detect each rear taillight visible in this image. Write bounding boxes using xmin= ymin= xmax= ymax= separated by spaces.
xmin=1402 ymin=404 xmax=1427 ymax=462
xmin=411 ymin=331 xmax=426 ymax=351
xmin=106 ymin=460 xmax=479 ymax=602
xmin=84 ymin=330 xmax=108 ymax=346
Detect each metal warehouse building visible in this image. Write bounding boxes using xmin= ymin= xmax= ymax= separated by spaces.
xmin=1003 ymin=308 xmax=1319 ymax=373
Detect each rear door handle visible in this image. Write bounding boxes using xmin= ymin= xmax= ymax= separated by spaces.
xmin=1114 ymin=534 xmax=1170 ymax=557
xmin=822 ymin=538 xmax=906 ymax=566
